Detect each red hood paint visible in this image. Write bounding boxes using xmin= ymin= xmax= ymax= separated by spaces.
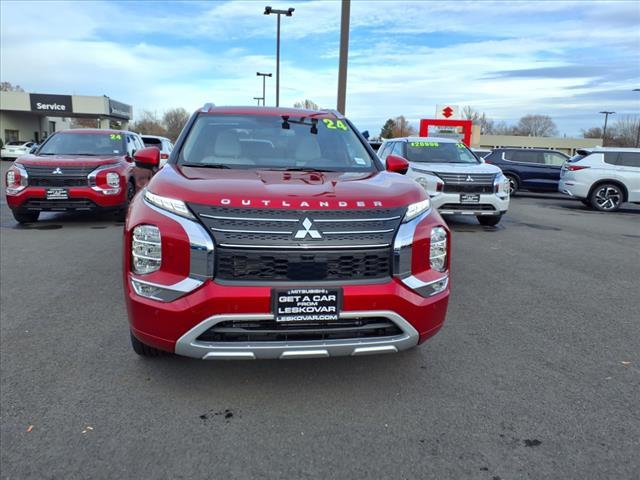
xmin=147 ymin=165 xmax=426 ymax=209
xmin=15 ymin=154 xmax=125 ymax=167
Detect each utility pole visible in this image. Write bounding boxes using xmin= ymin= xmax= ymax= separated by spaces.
xmin=599 ymin=111 xmax=615 ymax=146
xmin=257 ymin=72 xmax=272 ymax=106
xmin=336 ymin=0 xmax=350 ymax=114
xmin=633 ymin=89 xmax=640 ymax=147
xmin=264 ymin=6 xmax=294 ymax=107
xmin=253 ymin=97 xmax=263 ymax=106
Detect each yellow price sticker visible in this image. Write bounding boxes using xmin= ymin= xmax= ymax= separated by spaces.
xmin=323 ymin=119 xmax=348 ymax=131
xmin=410 ymin=141 xmax=439 ymax=147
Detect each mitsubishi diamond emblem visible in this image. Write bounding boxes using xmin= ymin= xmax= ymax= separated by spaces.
xmin=52 ymin=167 xmax=63 ymax=175
xmin=465 ymin=175 xmax=474 ymax=182
xmin=295 ymin=218 xmax=322 ymax=239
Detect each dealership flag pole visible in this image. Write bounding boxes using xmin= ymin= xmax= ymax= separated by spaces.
xmin=336 ymin=0 xmax=350 ymax=115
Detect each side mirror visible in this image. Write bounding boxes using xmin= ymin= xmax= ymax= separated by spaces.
xmin=134 ymin=147 xmax=160 ymax=170
xmin=386 ymin=154 xmax=409 ymax=175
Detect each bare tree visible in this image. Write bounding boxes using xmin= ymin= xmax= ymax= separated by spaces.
xmin=293 ymin=99 xmax=320 ymax=110
xmin=391 ymin=116 xmax=416 ymax=137
xmin=0 ymin=82 xmax=25 ymax=92
xmin=610 ymin=116 xmax=640 ymax=147
xmin=516 ymin=114 xmax=558 ymax=137
xmin=491 ymin=121 xmax=518 ymax=136
xmin=582 ymin=127 xmax=604 ymax=139
xmin=462 ymin=106 xmax=495 ymax=134
xmin=130 ymin=111 xmax=167 ymax=136
xmin=163 ymin=107 xmax=189 ymax=142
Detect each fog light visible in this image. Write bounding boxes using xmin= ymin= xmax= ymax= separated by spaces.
xmin=131 ymin=279 xmax=163 ymax=300
xmin=132 ymin=224 xmax=161 ymax=274
xmin=430 ymin=227 xmax=447 ymax=272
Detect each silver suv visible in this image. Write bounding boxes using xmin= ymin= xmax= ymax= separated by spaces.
xmin=378 ymin=137 xmax=509 ymax=226
xmin=559 ymin=147 xmax=640 ymax=211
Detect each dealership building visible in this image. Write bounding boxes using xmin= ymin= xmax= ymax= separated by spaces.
xmin=0 ymin=91 xmax=132 ymax=145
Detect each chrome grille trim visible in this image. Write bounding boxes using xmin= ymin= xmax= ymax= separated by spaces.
xmin=210 ymin=227 xmax=293 ymax=234
xmin=218 ymin=243 xmax=390 ymax=249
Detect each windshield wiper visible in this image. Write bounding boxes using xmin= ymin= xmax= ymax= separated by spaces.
xmin=270 ymin=167 xmax=337 ymax=172
xmin=181 ymin=163 xmax=230 ymax=169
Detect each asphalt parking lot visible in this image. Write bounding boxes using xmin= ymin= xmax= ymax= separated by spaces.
xmin=1 ymin=161 xmax=638 ymax=479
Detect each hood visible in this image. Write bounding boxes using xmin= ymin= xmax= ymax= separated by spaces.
xmin=148 ymin=165 xmax=426 ymax=210
xmin=15 ymin=154 xmax=123 ymax=167
xmin=409 ymin=161 xmax=502 ymax=175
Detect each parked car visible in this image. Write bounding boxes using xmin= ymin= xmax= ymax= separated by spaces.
xmin=1 ymin=141 xmax=38 ymax=161
xmin=368 ymin=140 xmax=382 ymax=152
xmin=140 ymin=135 xmax=173 ymax=166
xmin=559 ymin=148 xmax=640 ymax=211
xmin=5 ymin=129 xmax=152 ymax=223
xmin=124 ymin=105 xmax=451 ymax=359
xmin=483 ymin=148 xmax=569 ymax=194
xmin=378 ymin=137 xmax=509 ymax=226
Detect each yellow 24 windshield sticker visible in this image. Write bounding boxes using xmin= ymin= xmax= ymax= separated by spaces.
xmin=323 ymin=119 xmax=348 ymax=131
xmin=410 ymin=141 xmax=439 ymax=147
xmin=110 ymin=134 xmax=122 ymax=140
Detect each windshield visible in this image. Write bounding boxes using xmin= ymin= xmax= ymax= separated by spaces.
xmin=178 ymin=114 xmax=377 ymax=172
xmin=407 ymin=141 xmax=479 ymax=164
xmin=38 ymin=133 xmax=125 ymax=156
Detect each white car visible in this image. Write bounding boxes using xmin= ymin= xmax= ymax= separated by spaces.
xmin=378 ymin=137 xmax=510 ymax=226
xmin=140 ymin=135 xmax=173 ymax=166
xmin=1 ymin=141 xmax=37 ymax=161
xmin=559 ymin=147 xmax=640 ymax=211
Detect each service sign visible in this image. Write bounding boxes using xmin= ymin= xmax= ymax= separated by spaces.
xmin=30 ymin=94 xmax=73 ymax=114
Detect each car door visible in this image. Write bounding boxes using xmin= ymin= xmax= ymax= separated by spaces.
xmin=541 ymin=151 xmax=569 ymax=190
xmin=502 ymin=149 xmax=547 ymax=190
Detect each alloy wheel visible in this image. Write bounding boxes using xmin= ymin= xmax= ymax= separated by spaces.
xmin=594 ymin=186 xmax=621 ymax=211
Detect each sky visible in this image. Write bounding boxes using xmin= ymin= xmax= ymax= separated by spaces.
xmin=1 ymin=0 xmax=639 ymax=137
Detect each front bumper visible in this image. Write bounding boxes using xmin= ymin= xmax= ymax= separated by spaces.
xmin=127 ymin=275 xmax=449 ymax=359
xmin=6 ymin=186 xmax=127 ymax=211
xmin=431 ymin=192 xmax=509 ymax=216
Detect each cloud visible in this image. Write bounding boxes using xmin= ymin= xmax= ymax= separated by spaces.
xmin=1 ymin=0 xmax=638 ymax=136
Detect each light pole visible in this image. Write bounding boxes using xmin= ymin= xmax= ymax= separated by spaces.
xmin=599 ymin=111 xmax=615 ymax=146
xmin=257 ymin=72 xmax=272 ymax=106
xmin=336 ymin=0 xmax=350 ymax=114
xmin=253 ymin=97 xmax=264 ymax=106
xmin=633 ymin=89 xmax=640 ymax=147
xmin=264 ymin=6 xmax=294 ymax=107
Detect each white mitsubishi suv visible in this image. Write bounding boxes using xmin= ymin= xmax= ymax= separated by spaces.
xmin=559 ymin=148 xmax=640 ymax=211
xmin=378 ymin=137 xmax=509 ymax=225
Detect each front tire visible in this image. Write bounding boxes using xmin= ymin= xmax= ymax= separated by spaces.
xmin=589 ymin=184 xmax=623 ymax=212
xmin=12 ymin=210 xmax=39 ymax=224
xmin=477 ymin=214 xmax=502 ymax=226
xmin=130 ymin=332 xmax=164 ymax=357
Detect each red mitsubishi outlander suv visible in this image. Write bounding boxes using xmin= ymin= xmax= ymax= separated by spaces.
xmin=5 ymin=129 xmax=148 ymax=223
xmin=124 ymin=105 xmax=450 ymax=359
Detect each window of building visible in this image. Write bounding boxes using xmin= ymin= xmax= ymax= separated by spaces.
xmin=4 ymin=130 xmax=19 ymax=143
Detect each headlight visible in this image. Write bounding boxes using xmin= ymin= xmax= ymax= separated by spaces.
xmin=403 ymin=198 xmax=431 ymax=222
xmin=132 ymin=224 xmax=161 ymax=274
xmin=106 ymin=172 xmax=120 ymax=188
xmin=144 ymin=190 xmax=194 ymax=219
xmin=430 ymin=226 xmax=448 ymax=272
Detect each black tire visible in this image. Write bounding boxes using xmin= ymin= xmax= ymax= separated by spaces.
xmin=505 ymin=174 xmax=519 ymax=195
xmin=118 ymin=181 xmax=136 ymax=220
xmin=130 ymin=332 xmax=164 ymax=357
xmin=589 ymin=183 xmax=623 ymax=212
xmin=477 ymin=215 xmax=502 ymax=226
xmin=12 ymin=210 xmax=39 ymax=224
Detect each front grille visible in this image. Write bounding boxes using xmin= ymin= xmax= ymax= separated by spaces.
xmin=216 ymin=247 xmax=391 ymax=281
xmin=437 ymin=172 xmax=496 ymax=185
xmin=196 ymin=317 xmax=403 ymax=342
xmin=23 ymin=164 xmax=92 ymax=188
xmin=440 ymin=203 xmax=496 ymax=211
xmin=188 ymin=204 xmax=405 ymax=248
xmin=23 ymin=199 xmax=98 ymax=211
xmin=442 ymin=184 xmax=494 ymax=194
